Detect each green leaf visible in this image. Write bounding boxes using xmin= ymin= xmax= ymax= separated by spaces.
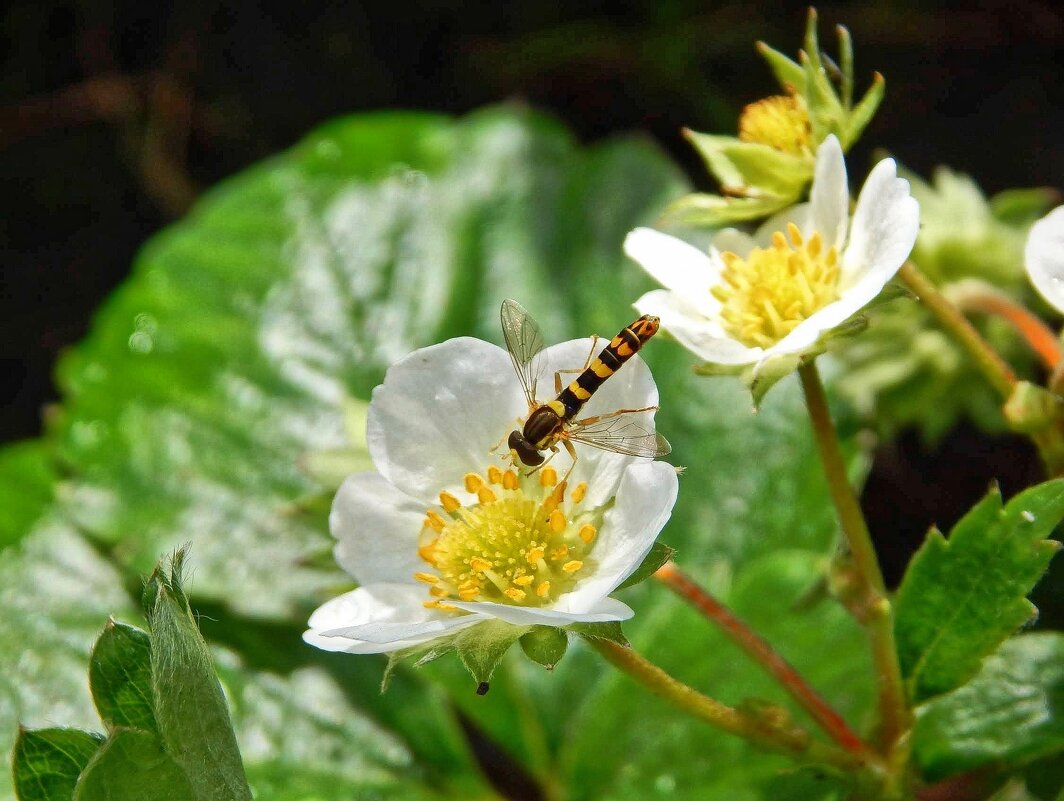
xmin=684 ymin=133 xmax=812 ymax=198
xmin=570 ymin=621 xmax=629 ymax=647
xmin=0 ymin=441 xmax=55 ymax=550
xmin=895 ymin=481 xmax=1064 ymax=703
xmin=616 ymin=541 xmax=675 ymax=590
xmin=12 ymin=728 xmax=104 ymax=801
xmin=914 ymin=633 xmax=1064 ymax=780
xmin=661 ymin=192 xmax=790 ymax=227
xmin=89 ymin=621 xmax=157 ymax=734
xmin=73 ymin=728 xmax=194 ymax=801
xmin=145 ymin=554 xmax=252 ymax=801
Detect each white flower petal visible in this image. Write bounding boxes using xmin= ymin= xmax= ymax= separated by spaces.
xmin=563 ymin=460 xmax=679 ymax=607
xmin=842 ymin=158 xmax=919 ymax=289
xmin=635 ymin=289 xmax=761 ymax=366
xmin=305 ymin=584 xmax=483 ymax=653
xmin=711 ymin=227 xmax=758 ymax=256
xmin=809 ymin=136 xmax=849 ymax=250
xmin=753 ymin=203 xmax=813 ymax=247
xmin=367 ymin=337 xmax=528 ymax=503
xmin=624 ymin=228 xmax=720 ymax=315
xmin=1026 ymin=206 xmax=1064 ymax=313
xmin=450 ymin=596 xmax=634 ymax=626
xmin=330 ymin=472 xmax=425 ymax=586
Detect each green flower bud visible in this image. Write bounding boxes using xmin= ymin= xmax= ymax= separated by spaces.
xmin=519 ymin=626 xmax=569 ymax=671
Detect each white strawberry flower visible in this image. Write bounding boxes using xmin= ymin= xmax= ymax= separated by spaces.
xmin=1025 ymin=206 xmax=1064 ymax=314
xmin=304 ymin=335 xmax=678 ymax=656
xmin=625 ymin=135 xmax=919 ymax=390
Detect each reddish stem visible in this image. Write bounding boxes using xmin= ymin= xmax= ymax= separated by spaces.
xmin=956 ymin=290 xmax=1062 ymax=370
xmin=654 ymin=562 xmax=875 ymax=758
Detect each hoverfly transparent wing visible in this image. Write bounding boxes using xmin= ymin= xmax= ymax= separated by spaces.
xmin=567 ymin=415 xmax=672 ymax=459
xmin=500 ymin=298 xmax=547 ymax=408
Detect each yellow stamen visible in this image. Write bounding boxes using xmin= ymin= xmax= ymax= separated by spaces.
xmin=470 ymin=557 xmax=492 ymax=572
xmin=424 ymin=511 xmax=445 ymax=532
xmin=549 ymin=509 xmax=566 ymax=533
xmin=540 ymin=466 xmax=558 ymax=487
xmin=578 ymin=524 xmax=597 ymax=544
xmin=571 ymin=482 xmax=587 ymax=503
xmin=439 ymin=491 xmax=461 ymax=513
xmin=562 ymin=560 xmax=583 ymax=574
xmin=737 ymin=93 xmax=812 ymax=156
xmin=464 ymin=473 xmax=483 ymax=493
xmin=504 ymin=587 xmax=527 ymax=602
xmin=414 ymin=572 xmax=439 ymax=584
xmin=513 ymin=575 xmax=534 ymax=587
xmin=525 ymin=546 xmax=545 ymax=564
xmin=536 ymin=581 xmax=551 ymax=598
xmin=458 ymin=585 xmax=480 ymax=601
xmin=502 ymin=470 xmax=519 ymax=490
xmin=430 ymin=586 xmax=449 ymax=598
xmin=551 ymin=545 xmax=570 ymax=561
xmin=477 ymin=486 xmax=497 ymax=504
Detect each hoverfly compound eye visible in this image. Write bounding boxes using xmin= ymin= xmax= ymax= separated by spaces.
xmin=508 ymin=430 xmax=545 ymax=466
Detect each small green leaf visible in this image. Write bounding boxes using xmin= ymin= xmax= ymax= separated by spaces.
xmin=895 ymin=481 xmax=1064 ymax=702
xmin=12 ymin=728 xmax=104 ymax=801
xmin=453 ymin=620 xmax=526 ymax=687
xmin=844 ymin=73 xmax=885 ymax=147
xmin=616 ymin=542 xmax=675 ymax=590
xmin=89 ymin=620 xmax=157 ymax=734
xmin=914 ymin=633 xmax=1064 ymax=780
xmin=662 ymin=193 xmax=790 ymax=227
xmin=146 ymin=553 xmax=252 ymax=801
xmin=73 ymin=728 xmax=195 ymax=801
xmin=756 ymin=41 xmax=804 ymax=91
xmin=519 ymin=626 xmax=569 ymax=670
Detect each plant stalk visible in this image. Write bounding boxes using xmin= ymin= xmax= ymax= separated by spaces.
xmin=589 ymin=638 xmax=868 ymax=774
xmin=797 ymin=360 xmax=910 ymax=751
xmin=654 ymin=561 xmax=875 ymax=759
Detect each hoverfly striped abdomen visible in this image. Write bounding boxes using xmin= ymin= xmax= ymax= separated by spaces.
xmin=555 ymin=315 xmax=660 ymax=420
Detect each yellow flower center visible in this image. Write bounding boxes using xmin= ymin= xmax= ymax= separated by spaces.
xmin=415 ymin=465 xmax=599 ymax=610
xmin=738 ymin=94 xmax=812 ymax=156
xmin=711 ymin=223 xmax=841 ymax=349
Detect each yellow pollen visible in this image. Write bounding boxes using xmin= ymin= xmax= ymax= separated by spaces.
xmin=423 ymin=599 xmax=457 ymax=611
xmin=419 ymin=465 xmax=598 ymax=610
xmin=439 ymin=491 xmax=461 ymax=513
xmin=579 ymin=524 xmax=597 ymax=544
xmin=738 ymin=93 xmax=812 ymax=156
xmin=710 ymin=223 xmax=841 ymax=349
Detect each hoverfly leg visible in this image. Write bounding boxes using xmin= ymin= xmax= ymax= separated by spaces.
xmin=489 ymin=418 xmax=526 ymax=457
xmin=559 ymin=438 xmax=579 ymax=484
xmin=573 ymin=405 xmax=660 ymax=427
xmin=552 ymin=335 xmax=602 ymax=393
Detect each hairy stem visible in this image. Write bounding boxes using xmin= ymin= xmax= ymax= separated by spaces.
xmin=898 ymin=262 xmax=1016 ymax=397
xmin=797 ymin=360 xmax=910 ymax=751
xmin=950 ymin=282 xmax=1062 ymax=370
xmin=589 ymin=638 xmax=868 ymax=774
xmin=654 ymin=561 xmax=875 ymax=758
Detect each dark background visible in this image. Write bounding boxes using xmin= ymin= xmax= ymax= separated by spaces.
xmin=2 ymin=0 xmax=1063 ymax=591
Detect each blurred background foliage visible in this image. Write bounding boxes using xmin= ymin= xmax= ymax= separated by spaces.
xmin=3 ymin=2 xmax=1064 ymax=799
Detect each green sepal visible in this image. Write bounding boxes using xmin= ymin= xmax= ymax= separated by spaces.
xmin=844 ymin=72 xmax=885 ymax=147
xmin=73 ymin=728 xmax=195 ymax=801
xmin=989 ymin=186 xmax=1060 ymax=226
xmin=616 ymin=542 xmax=675 ymax=590
xmin=895 ymin=481 xmax=1064 ymax=703
xmin=89 ymin=619 xmax=158 ymax=734
xmin=683 ymin=132 xmax=812 ymax=199
xmin=12 ymin=728 xmax=105 ymax=801
xmin=454 ymin=620 xmax=528 ymax=689
xmin=570 ymin=621 xmax=629 ymax=648
xmin=1004 ymin=381 xmax=1064 ymax=435
xmin=755 ymin=40 xmax=803 ymax=91
xmin=661 ymin=193 xmax=790 ymax=228
xmin=519 ymin=626 xmax=569 ymax=670
xmin=748 ymin=353 xmax=803 ymax=410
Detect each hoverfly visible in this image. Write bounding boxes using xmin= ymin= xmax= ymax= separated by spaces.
xmin=500 ymin=299 xmax=672 ymax=472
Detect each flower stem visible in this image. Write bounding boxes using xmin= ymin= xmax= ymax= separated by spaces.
xmin=898 ymin=262 xmax=1016 ymax=398
xmin=797 ymin=360 xmax=910 ymax=751
xmin=589 ymin=638 xmax=869 ymax=774
xmin=654 ymin=561 xmax=874 ymax=759
xmin=948 ymin=281 xmax=1062 ymax=370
